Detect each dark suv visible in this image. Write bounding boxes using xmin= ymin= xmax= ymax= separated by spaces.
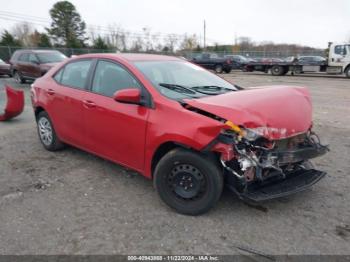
xmin=10 ymin=50 xmax=67 ymax=83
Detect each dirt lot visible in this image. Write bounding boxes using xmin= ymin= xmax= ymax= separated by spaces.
xmin=0 ymin=72 xmax=349 ymax=255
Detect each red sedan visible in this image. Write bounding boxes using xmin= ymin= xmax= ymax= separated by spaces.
xmin=31 ymin=53 xmax=328 ymax=215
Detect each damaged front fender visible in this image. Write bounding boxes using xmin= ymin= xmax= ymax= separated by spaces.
xmin=0 ymin=85 xmax=25 ymax=121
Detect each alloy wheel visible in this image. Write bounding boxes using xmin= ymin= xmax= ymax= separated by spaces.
xmin=38 ymin=117 xmax=53 ymax=146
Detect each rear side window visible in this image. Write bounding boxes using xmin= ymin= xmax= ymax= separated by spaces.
xmin=59 ymin=60 xmax=92 ymax=89
xmin=29 ymin=54 xmax=39 ymax=64
xmin=91 ymin=60 xmax=141 ymax=97
xmin=54 ymin=68 xmax=64 ymax=82
xmin=18 ymin=53 xmax=29 ymax=62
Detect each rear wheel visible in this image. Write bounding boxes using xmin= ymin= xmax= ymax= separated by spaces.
xmin=214 ymin=64 xmax=223 ymax=74
xmin=224 ymin=68 xmax=232 ymax=74
xmin=271 ymin=65 xmax=285 ymax=76
xmin=154 ymin=148 xmax=223 ymax=215
xmin=36 ymin=111 xmax=65 ymax=151
xmin=13 ymin=71 xmax=25 ymax=84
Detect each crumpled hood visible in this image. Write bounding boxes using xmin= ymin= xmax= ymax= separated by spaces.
xmin=184 ymin=86 xmax=312 ymax=140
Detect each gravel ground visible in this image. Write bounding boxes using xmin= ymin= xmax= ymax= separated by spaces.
xmin=0 ymin=72 xmax=349 ymax=255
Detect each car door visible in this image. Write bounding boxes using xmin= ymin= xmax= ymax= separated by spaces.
xmin=17 ymin=53 xmax=30 ymax=76
xmin=83 ymin=59 xmax=150 ymax=172
xmin=28 ymin=54 xmax=42 ymax=78
xmin=49 ymin=59 xmax=94 ymax=148
xmin=329 ymin=45 xmax=347 ymax=68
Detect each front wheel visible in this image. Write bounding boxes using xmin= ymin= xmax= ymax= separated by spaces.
xmin=36 ymin=111 xmax=65 ymax=151
xmin=154 ymin=148 xmax=223 ymax=215
xmin=345 ymin=67 xmax=350 ymax=78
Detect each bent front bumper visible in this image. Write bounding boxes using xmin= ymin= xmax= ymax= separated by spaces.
xmin=0 ymin=85 xmax=24 ymax=121
xmin=264 ymin=144 xmax=329 ymax=165
xmin=232 ymin=168 xmax=326 ymax=202
xmin=225 ymin=140 xmax=329 ymax=202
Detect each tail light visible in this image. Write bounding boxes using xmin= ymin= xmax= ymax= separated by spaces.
xmin=226 ymin=59 xmax=232 ymax=64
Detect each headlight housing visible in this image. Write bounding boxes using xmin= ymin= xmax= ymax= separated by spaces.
xmin=225 ymin=121 xmax=287 ymax=141
xmin=241 ymin=128 xmax=262 ymax=141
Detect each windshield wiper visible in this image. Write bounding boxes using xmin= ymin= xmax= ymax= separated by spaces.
xmin=159 ymin=83 xmax=197 ymax=95
xmin=191 ymin=85 xmax=235 ymax=94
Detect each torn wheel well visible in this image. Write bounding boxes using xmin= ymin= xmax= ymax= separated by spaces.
xmin=34 ymin=106 xmax=45 ymax=118
xmin=151 ymin=141 xmax=222 ymax=178
xmin=151 ymin=142 xmax=181 ymax=177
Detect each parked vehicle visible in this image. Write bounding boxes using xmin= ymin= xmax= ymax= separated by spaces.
xmin=0 ymin=59 xmax=11 ymax=77
xmin=191 ymin=53 xmax=232 ymax=73
xmin=245 ymin=43 xmax=350 ymax=78
xmin=224 ymin=55 xmax=250 ymax=70
xmin=297 ymin=56 xmax=327 ymax=65
xmin=255 ymin=57 xmax=285 ymax=63
xmin=10 ymin=50 xmax=67 ymax=83
xmin=31 ymin=53 xmax=328 ymax=215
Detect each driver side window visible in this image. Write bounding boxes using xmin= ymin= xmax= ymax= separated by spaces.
xmin=335 ymin=45 xmax=347 ymax=55
xmin=92 ymin=60 xmax=141 ymax=97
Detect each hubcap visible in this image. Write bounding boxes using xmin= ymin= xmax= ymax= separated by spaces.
xmin=168 ymin=164 xmax=205 ymax=200
xmin=216 ymin=66 xmax=223 ymax=73
xmin=38 ymin=117 xmax=53 ymax=146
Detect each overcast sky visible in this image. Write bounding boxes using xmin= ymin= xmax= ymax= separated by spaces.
xmin=0 ymin=0 xmax=349 ymax=48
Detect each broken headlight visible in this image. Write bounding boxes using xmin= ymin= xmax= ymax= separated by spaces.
xmin=241 ymin=128 xmax=261 ymax=141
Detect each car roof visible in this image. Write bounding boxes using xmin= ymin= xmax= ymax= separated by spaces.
xmin=14 ymin=49 xmax=61 ymax=54
xmin=74 ymin=53 xmax=182 ymax=62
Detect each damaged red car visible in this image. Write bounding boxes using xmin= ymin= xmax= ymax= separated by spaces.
xmin=30 ymin=54 xmax=328 ymax=215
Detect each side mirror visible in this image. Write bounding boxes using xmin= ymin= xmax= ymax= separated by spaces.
xmin=113 ymin=88 xmax=141 ymax=104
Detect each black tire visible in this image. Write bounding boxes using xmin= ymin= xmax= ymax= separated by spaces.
xmin=36 ymin=111 xmax=65 ymax=151
xmin=13 ymin=70 xmax=25 ymax=84
xmin=224 ymin=68 xmax=232 ymax=74
xmin=214 ymin=64 xmax=224 ymax=74
xmin=271 ymin=65 xmax=285 ymax=76
xmin=154 ymin=148 xmax=223 ymax=215
xmin=345 ymin=66 xmax=350 ymax=78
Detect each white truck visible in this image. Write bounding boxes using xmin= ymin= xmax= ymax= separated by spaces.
xmin=245 ymin=43 xmax=350 ymax=78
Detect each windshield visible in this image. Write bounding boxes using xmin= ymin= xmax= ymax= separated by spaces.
xmin=134 ymin=61 xmax=237 ymax=100
xmin=37 ymin=52 xmax=67 ymax=64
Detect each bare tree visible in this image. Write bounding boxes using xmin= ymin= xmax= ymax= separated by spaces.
xmin=179 ymin=34 xmax=199 ymax=50
xmin=11 ymin=22 xmax=34 ymax=46
xmin=165 ymin=34 xmax=178 ymax=53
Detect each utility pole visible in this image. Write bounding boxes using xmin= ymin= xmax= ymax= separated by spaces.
xmin=203 ymin=20 xmax=206 ymax=50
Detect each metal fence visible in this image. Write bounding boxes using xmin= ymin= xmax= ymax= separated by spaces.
xmin=0 ymin=46 xmax=326 ymax=62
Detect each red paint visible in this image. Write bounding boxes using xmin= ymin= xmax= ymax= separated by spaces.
xmin=31 ymin=53 xmax=314 ymax=179
xmin=185 ymin=86 xmax=312 ymax=140
xmin=0 ymin=85 xmax=25 ymax=121
xmin=113 ymin=89 xmax=141 ymax=104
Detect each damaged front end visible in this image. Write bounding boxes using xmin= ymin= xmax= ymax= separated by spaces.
xmin=213 ymin=127 xmax=329 ymax=202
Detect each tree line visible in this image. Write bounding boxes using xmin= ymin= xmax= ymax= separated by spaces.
xmin=0 ymin=0 xmax=324 ymax=55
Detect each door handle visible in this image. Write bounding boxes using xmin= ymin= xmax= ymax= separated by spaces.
xmin=47 ymin=89 xmax=55 ymax=95
xmin=83 ymin=100 xmax=96 ymax=108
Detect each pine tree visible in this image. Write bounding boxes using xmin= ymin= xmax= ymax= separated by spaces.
xmin=93 ymin=36 xmax=108 ymax=50
xmin=0 ymin=30 xmax=22 ymax=46
xmin=47 ymin=1 xmax=87 ymax=48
